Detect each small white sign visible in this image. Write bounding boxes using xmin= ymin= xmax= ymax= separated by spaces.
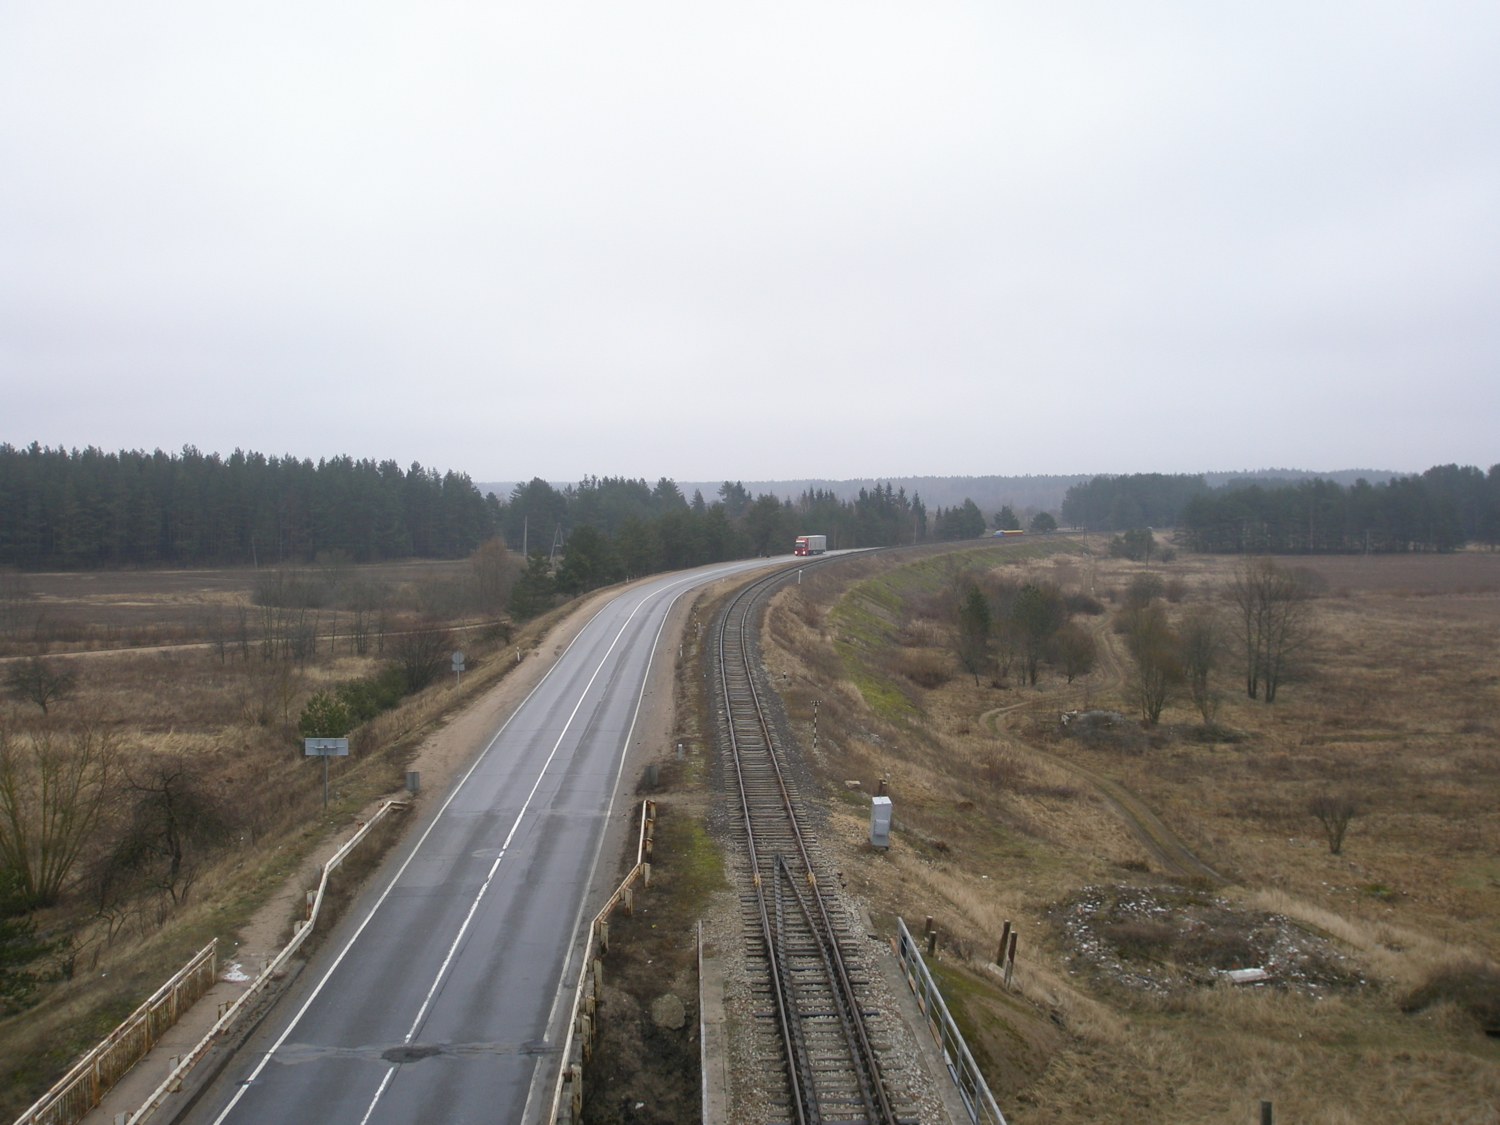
xmin=303 ymin=738 xmax=349 ymax=757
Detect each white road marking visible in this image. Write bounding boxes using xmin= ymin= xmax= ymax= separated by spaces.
xmin=206 ymin=561 xmax=774 ymax=1125
xmin=205 ymin=595 xmax=620 ymax=1125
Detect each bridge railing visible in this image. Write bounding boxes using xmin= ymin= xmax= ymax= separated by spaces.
xmin=549 ymin=799 xmax=655 ymax=1124
xmin=11 ymin=940 xmax=218 ymax=1125
xmin=894 ymin=915 xmax=1007 ymax=1125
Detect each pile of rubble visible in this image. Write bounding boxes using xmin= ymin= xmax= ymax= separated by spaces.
xmin=1057 ymin=884 xmax=1365 ymax=996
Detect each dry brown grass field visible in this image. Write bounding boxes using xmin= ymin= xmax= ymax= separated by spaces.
xmin=758 ymin=540 xmax=1500 ymax=1123
xmin=1 ymin=557 xmax=473 ymax=655
xmin=0 ymin=552 xmax=535 ymax=1114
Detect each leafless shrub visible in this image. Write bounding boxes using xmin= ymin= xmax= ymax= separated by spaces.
xmin=1124 ymin=573 xmax=1164 ymax=609
xmin=1401 ymin=959 xmax=1500 ymax=1033
xmin=1308 ymin=791 xmax=1359 ymax=854
xmin=5 ymin=658 xmax=76 ymax=714
xmin=0 ymin=720 xmax=117 ymax=907
xmin=98 ymin=757 xmax=232 ymax=911
xmin=891 ymin=650 xmax=952 ymax=689
xmin=390 ymin=618 xmax=455 ymax=692
xmin=1050 ymin=622 xmax=1097 ymax=683
xmin=1063 ymin=591 xmax=1105 ymax=616
xmin=471 ymin=538 xmax=517 ymax=616
xmin=1120 ymin=605 xmax=1181 ymax=725
xmin=1178 ymin=606 xmax=1222 ymax=725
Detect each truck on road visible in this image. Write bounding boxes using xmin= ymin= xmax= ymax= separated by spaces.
xmin=793 ymin=535 xmax=827 ymax=556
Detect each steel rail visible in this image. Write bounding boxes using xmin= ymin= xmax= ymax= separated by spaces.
xmin=719 ymin=571 xmax=815 ymax=1125
xmin=715 ymin=562 xmax=899 ymax=1125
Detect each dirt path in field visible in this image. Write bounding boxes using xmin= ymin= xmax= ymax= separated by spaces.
xmin=980 ymin=618 xmax=1226 ymax=885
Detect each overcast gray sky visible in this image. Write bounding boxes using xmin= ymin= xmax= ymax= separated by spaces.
xmin=2 ymin=2 xmax=1496 ymax=482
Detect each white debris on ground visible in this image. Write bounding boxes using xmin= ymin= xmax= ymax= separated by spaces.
xmin=1057 ymin=884 xmax=1366 ymax=997
xmin=218 ymin=961 xmax=250 ymax=983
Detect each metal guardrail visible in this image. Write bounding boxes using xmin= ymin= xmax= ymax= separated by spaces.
xmin=92 ymin=798 xmax=407 ymax=1125
xmin=549 ymin=799 xmax=655 ymax=1125
xmin=17 ymin=799 xmax=405 ymax=1125
xmin=893 ymin=916 xmax=1006 ymax=1125
xmin=12 ymin=940 xmax=219 ymax=1125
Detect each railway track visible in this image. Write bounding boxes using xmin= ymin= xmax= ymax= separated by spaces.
xmin=714 ymin=563 xmax=914 ymax=1125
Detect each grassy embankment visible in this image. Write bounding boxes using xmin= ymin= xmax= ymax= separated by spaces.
xmin=755 ymin=539 xmax=1500 ymax=1123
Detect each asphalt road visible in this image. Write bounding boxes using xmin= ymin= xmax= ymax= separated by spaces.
xmin=184 ymin=557 xmax=788 ymax=1125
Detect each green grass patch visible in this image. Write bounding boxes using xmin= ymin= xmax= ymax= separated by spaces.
xmin=827 ymin=541 xmax=1082 ymax=721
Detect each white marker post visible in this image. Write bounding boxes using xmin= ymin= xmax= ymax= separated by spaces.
xmin=452 ymin=650 xmax=466 ymax=689
xmin=304 ymin=737 xmax=350 ymax=807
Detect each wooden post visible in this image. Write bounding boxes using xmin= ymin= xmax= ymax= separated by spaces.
xmin=623 ymin=886 xmax=634 ymax=915
xmin=1260 ymin=1100 xmax=1273 ymax=1125
xmin=1005 ymin=931 xmax=1018 ymax=988
xmin=642 ymin=862 xmax=651 ymax=888
xmin=997 ymin=920 xmax=1012 ymax=965
xmin=926 ymin=929 xmax=938 ymax=957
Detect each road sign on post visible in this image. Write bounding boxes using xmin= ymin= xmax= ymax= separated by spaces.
xmin=452 ymin=650 xmax=466 ymax=688
xmin=304 ymin=738 xmax=349 ymax=807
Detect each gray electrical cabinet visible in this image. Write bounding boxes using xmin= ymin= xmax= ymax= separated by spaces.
xmin=869 ymin=796 xmax=892 ymax=848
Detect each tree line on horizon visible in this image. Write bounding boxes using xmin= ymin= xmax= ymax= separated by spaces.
xmin=1063 ymin=464 xmax=1500 ymax=551
xmin=0 ymin=445 xmax=948 ymax=577
xmin=0 ymin=443 xmax=497 ymax=569
xmin=505 ymin=477 xmax=932 ymax=607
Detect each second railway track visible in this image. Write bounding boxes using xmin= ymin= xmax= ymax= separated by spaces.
xmin=713 ymin=562 xmax=916 ymax=1125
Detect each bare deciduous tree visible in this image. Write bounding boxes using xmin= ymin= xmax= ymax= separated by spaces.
xmin=0 ymin=721 xmax=117 ymax=907
xmin=1012 ymin=583 xmax=1065 ymax=686
xmin=1179 ymin=606 xmax=1222 ymax=725
xmin=1121 ymin=605 xmax=1181 ymax=725
xmin=5 ymin=657 xmax=76 ymax=714
xmin=106 ymin=758 xmax=231 ymax=907
xmin=953 ymin=584 xmax=991 ymax=685
xmin=390 ymin=619 xmax=455 ymax=692
xmin=471 ymin=538 xmax=518 ymax=617
xmin=1050 ymin=623 xmax=1097 ymax=683
xmin=1309 ymin=791 xmax=1359 ymax=854
xmin=1226 ymin=558 xmax=1315 ymax=702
